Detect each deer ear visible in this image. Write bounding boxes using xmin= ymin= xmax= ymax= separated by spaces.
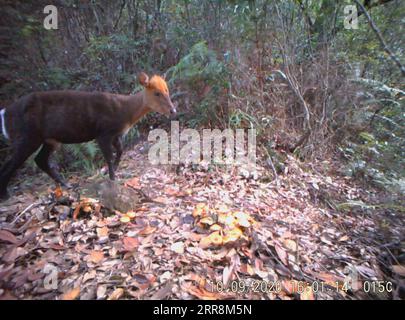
xmin=138 ymin=72 xmax=149 ymax=87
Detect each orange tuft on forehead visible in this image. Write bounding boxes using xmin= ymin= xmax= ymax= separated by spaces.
xmin=148 ymin=75 xmax=169 ymax=94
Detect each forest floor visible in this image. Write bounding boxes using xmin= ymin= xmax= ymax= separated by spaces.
xmin=0 ymin=140 xmax=403 ymax=300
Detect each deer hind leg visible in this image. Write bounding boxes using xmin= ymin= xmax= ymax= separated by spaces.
xmin=112 ymin=135 xmax=123 ymax=170
xmin=34 ymin=141 xmax=67 ymax=187
xmin=97 ymin=136 xmax=115 ymax=180
xmin=0 ymin=137 xmax=41 ymax=199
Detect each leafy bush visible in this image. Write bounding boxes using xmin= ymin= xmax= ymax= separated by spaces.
xmin=341 ymin=79 xmax=405 ymax=194
xmin=168 ymin=41 xmax=230 ymax=127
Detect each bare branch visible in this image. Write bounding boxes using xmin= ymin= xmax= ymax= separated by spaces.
xmin=354 ymin=0 xmax=405 ymax=76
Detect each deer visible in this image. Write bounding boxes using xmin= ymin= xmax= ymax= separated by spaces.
xmin=0 ymin=72 xmax=176 ymax=200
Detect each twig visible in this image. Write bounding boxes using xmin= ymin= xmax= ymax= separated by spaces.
xmin=354 ymin=0 xmax=405 ymax=76
xmin=10 ymin=201 xmax=40 ymax=226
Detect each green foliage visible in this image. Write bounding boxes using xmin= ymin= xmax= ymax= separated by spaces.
xmin=168 ymin=41 xmax=230 ymax=127
xmin=58 ymin=143 xmax=103 ymax=174
xmin=41 ymin=68 xmax=72 ymax=90
xmin=341 ymin=79 xmax=405 ymax=194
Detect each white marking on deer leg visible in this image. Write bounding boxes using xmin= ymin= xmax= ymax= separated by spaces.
xmin=0 ymin=109 xmax=9 ymax=140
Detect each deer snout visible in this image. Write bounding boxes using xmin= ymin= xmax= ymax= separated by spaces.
xmin=170 ymin=105 xmax=177 ymax=115
xmin=168 ymin=99 xmax=176 ymax=115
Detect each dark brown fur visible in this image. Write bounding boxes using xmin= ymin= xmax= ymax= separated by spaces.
xmin=0 ymin=73 xmax=175 ymax=200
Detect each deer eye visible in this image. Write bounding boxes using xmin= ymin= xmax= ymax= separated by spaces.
xmin=154 ymin=92 xmax=161 ymax=97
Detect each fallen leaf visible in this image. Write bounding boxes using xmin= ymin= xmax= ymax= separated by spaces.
xmin=120 ymin=215 xmax=131 ymax=223
xmin=283 ymin=239 xmax=297 ymax=252
xmin=150 ymin=282 xmax=173 ymax=300
xmin=193 ymin=203 xmax=208 ymax=218
xmin=275 ymin=244 xmax=288 ymax=266
xmin=97 ymin=285 xmax=107 ymax=299
xmin=338 ymin=235 xmax=349 ymax=242
xmin=233 ymin=211 xmax=251 ymax=228
xmin=0 ymin=230 xmax=18 ymax=244
xmin=392 ymin=265 xmax=405 ymax=277
xmin=218 ymin=214 xmax=237 ymax=228
xmin=54 ymin=186 xmax=63 ymax=199
xmin=88 ymin=250 xmax=104 ymax=264
xmin=209 ymin=224 xmax=222 ymax=231
xmin=126 ymin=211 xmax=136 ymax=218
xmin=199 ymin=232 xmax=223 ymax=249
xmin=73 ymin=203 xmax=82 ymax=220
xmin=223 ymin=228 xmax=243 ymax=244
xmin=61 ymin=287 xmax=80 ymax=300
xmin=122 ymin=237 xmax=139 ymax=252
xmin=125 ymin=177 xmax=141 ymax=189
xmin=97 ymin=226 xmax=109 ymax=238
xmin=199 ymin=216 xmax=215 ymax=226
xmin=222 ymin=265 xmax=234 ymax=286
xmin=107 ymin=288 xmax=124 ymax=300
xmin=138 ymin=226 xmax=157 ymax=236
xmin=171 ymin=242 xmax=185 ymax=254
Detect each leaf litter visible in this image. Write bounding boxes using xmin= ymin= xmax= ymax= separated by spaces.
xmin=0 ymin=142 xmax=403 ymax=300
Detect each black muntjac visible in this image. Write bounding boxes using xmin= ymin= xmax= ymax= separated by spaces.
xmin=0 ymin=72 xmax=176 ymax=200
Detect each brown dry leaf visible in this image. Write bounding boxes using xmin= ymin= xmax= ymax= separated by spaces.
xmin=150 ymin=282 xmax=173 ymax=300
xmin=0 ymin=230 xmax=18 ymax=244
xmin=61 ymin=287 xmax=80 ymax=300
xmin=188 ymin=233 xmax=203 ymax=242
xmin=283 ymin=239 xmax=298 ymax=252
xmin=49 ymin=243 xmax=66 ymax=250
xmin=3 ymin=247 xmax=27 ymax=263
xmin=82 ymin=205 xmax=92 ymax=213
xmin=182 ymin=282 xmax=221 ymax=300
xmin=164 ymin=187 xmax=184 ymax=197
xmin=132 ymin=273 xmax=154 ymax=290
xmin=275 ymin=244 xmax=289 ymax=266
xmin=54 ymin=186 xmax=63 ymax=199
xmin=138 ymin=225 xmax=157 ymax=236
xmin=153 ymin=196 xmax=169 ymax=204
xmin=123 ymin=237 xmax=140 ymax=252
xmin=199 ymin=216 xmax=214 ymax=226
xmin=88 ymin=250 xmax=104 ymax=264
xmin=107 ymin=288 xmax=124 ymax=300
xmin=392 ymin=265 xmax=405 ymax=276
xmin=96 ymin=226 xmax=109 ymax=238
xmin=125 ymin=177 xmax=141 ymax=189
xmin=72 ymin=203 xmax=82 ymax=220
xmin=193 ymin=203 xmax=208 ymax=218
xmin=338 ymin=235 xmax=349 ymax=242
